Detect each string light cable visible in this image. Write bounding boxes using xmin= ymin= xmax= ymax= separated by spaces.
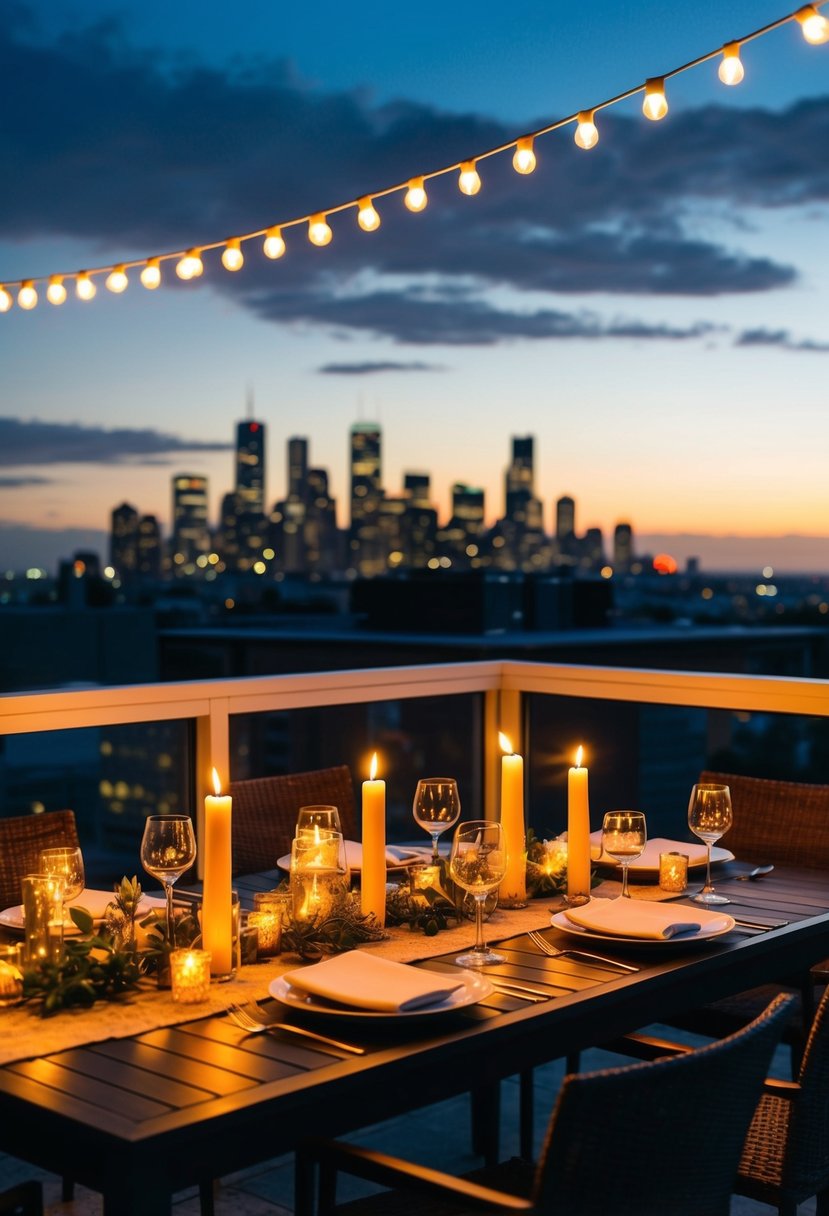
xmin=0 ymin=2 xmax=825 ymax=314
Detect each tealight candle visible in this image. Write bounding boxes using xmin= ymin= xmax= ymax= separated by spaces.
xmin=0 ymin=945 xmax=23 ymax=1007
xmin=659 ymin=851 xmax=689 ymax=893
xmin=170 ymin=949 xmax=211 ymax=1004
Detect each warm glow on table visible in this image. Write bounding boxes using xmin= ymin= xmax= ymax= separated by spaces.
xmin=170 ymin=949 xmax=211 ymax=1004
xmin=361 ymin=752 xmax=386 ymax=927
xmin=567 ymin=746 xmax=591 ymax=904
xmin=202 ymin=768 xmax=233 ymax=977
xmin=498 ymin=732 xmax=527 ymax=907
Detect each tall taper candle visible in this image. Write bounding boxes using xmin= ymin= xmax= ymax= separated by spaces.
xmin=202 ymin=767 xmax=233 ymax=977
xmin=498 ymin=732 xmax=527 ymax=907
xmin=361 ymin=752 xmax=386 ymax=927
xmin=566 ymin=746 xmax=591 ymax=905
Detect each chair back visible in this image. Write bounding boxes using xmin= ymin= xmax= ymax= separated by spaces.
xmin=784 ymin=983 xmax=829 ymax=1197
xmin=699 ymin=770 xmax=829 ymax=869
xmin=533 ymin=993 xmax=793 ymax=1216
xmin=0 ymin=810 xmax=80 ymax=910
xmin=229 ymin=765 xmax=357 ymax=876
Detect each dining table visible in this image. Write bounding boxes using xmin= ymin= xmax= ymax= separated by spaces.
xmin=0 ymin=859 xmax=827 ymax=1215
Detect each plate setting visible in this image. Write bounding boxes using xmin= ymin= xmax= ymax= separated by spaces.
xmin=550 ymin=904 xmax=735 ymax=948
xmin=268 ymin=967 xmax=493 ymax=1020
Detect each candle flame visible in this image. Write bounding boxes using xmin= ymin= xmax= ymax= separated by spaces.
xmin=575 ymin=746 xmax=584 ymax=769
xmin=211 ymin=767 xmax=222 ymax=796
xmin=369 ymin=752 xmax=378 ymax=781
xmin=499 ymin=732 xmax=513 ymax=755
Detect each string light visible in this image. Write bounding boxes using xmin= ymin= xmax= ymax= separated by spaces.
xmin=140 ymin=258 xmax=161 ymax=289
xmin=18 ymin=281 xmax=38 ymax=310
xmin=221 ymin=239 xmax=244 ymax=271
xmin=308 ymin=213 xmax=333 ymax=246
xmin=512 ymin=136 xmax=537 ymax=174
xmin=404 ymin=176 xmax=428 ymax=211
xmin=2 ymin=1 xmax=826 ymax=313
xmin=458 ymin=160 xmax=481 ymax=195
xmin=357 ymin=196 xmax=381 ymax=232
xmin=76 ymin=273 xmax=96 ymax=301
xmin=47 ymin=275 xmax=67 ymax=305
xmin=796 ymin=4 xmax=829 ymax=40
xmin=263 ymin=226 xmax=286 ymax=258
xmin=719 ymin=41 xmax=746 ymax=84
xmin=642 ymin=77 xmax=668 ymax=120
xmin=105 ymin=265 xmax=128 ymax=293
xmin=574 ymin=110 xmax=599 ymax=149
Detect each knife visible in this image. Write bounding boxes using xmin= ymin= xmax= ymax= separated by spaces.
xmin=489 ymin=979 xmax=553 ymax=1000
xmin=733 ymin=917 xmax=789 ymax=930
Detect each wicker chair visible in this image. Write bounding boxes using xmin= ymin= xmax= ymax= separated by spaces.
xmin=295 ymin=994 xmax=793 ymax=1216
xmin=229 ymin=765 xmax=357 ymax=877
xmin=0 ymin=811 xmax=80 ymax=910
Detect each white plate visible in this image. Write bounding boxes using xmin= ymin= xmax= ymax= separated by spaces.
xmin=0 ymin=891 xmax=165 ymax=934
xmin=591 ymin=844 xmax=734 ymax=873
xmin=550 ymin=908 xmax=735 ymax=947
xmin=268 ymin=967 xmax=493 ymax=1019
xmin=276 ymin=842 xmax=432 ymax=874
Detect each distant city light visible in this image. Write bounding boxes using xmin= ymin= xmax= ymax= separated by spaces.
xmin=653 ymin=554 xmax=678 ymax=575
xmin=601 ymin=566 xmax=613 ymax=579
xmin=701 ymin=587 xmax=714 ymax=600
xmin=104 ymin=565 xmax=115 ymax=579
xmin=763 ymin=566 xmax=774 ymax=579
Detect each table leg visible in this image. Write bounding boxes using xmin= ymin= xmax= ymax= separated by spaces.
xmin=103 ymin=1180 xmax=172 ymax=1215
xmin=470 ymin=1083 xmax=500 ymax=1166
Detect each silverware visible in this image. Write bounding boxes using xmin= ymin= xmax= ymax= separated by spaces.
xmin=225 ymin=1002 xmax=365 ymax=1055
xmin=489 ymin=978 xmax=552 ymax=1000
xmin=527 ymin=930 xmax=640 ymax=973
xmin=732 ymin=917 xmax=789 ymax=931
xmin=489 ymin=983 xmax=546 ymax=1003
xmin=735 ymin=864 xmax=775 ymax=881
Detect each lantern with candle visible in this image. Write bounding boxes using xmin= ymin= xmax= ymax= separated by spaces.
xmin=170 ymin=948 xmax=211 ymax=1004
xmin=498 ymin=732 xmax=527 ymax=908
xmin=290 ymin=828 xmax=348 ymax=922
xmin=361 ymin=752 xmax=386 ymax=927
xmin=565 ymin=746 xmax=592 ymax=906
xmin=202 ymin=768 xmax=234 ymax=979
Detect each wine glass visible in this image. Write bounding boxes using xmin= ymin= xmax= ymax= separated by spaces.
xmin=413 ymin=778 xmax=461 ymax=863
xmin=449 ymin=820 xmax=506 ymax=967
xmin=140 ymin=815 xmax=197 ymax=946
xmin=39 ymin=846 xmax=85 ymax=922
xmin=601 ymin=811 xmax=647 ymax=899
xmin=296 ymin=805 xmax=342 ymax=834
xmin=688 ymin=783 xmax=732 ymax=905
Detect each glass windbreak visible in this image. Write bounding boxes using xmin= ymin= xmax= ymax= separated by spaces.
xmin=229 ymin=693 xmax=483 ymax=842
xmin=0 ymin=720 xmax=192 ymax=886
xmin=527 ymin=694 xmax=829 ymax=841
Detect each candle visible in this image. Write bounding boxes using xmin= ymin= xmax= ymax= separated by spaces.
xmin=170 ymin=949 xmax=211 ymax=1004
xmin=498 ymin=732 xmax=527 ymax=908
xmin=659 ymin=851 xmax=689 ymax=893
xmin=566 ymin=746 xmax=591 ymax=905
xmin=202 ymin=767 xmax=234 ymax=978
xmin=361 ymin=752 xmax=386 ymax=926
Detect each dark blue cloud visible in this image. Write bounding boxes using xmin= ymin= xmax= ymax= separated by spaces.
xmin=735 ymin=327 xmax=829 ymax=352
xmin=318 ymin=360 xmax=446 ymax=374
xmin=0 ymin=417 xmax=230 ymax=466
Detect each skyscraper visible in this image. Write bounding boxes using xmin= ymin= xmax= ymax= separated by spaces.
xmin=614 ymin=522 xmax=634 ymax=572
xmin=171 ymin=474 xmax=209 ymax=574
xmin=349 ymin=423 xmax=385 ymax=575
xmin=137 ymin=515 xmax=162 ymax=579
xmin=288 ymin=437 xmax=308 ymax=501
xmin=110 ymin=502 xmax=138 ymax=576
xmin=233 ymin=417 xmax=267 ymax=571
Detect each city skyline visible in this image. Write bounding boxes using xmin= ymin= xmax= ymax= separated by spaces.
xmin=1 ymin=1 xmax=828 ymax=572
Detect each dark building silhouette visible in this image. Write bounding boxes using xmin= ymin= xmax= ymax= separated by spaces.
xmin=349 ymin=423 xmax=385 ymax=576
xmin=171 ymin=474 xmax=209 ymax=575
xmin=614 ymin=522 xmax=634 ymax=572
xmin=110 ymin=503 xmax=139 ymax=577
xmin=137 ymin=514 xmax=162 ymax=579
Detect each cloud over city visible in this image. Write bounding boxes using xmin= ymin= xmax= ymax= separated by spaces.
xmin=0 ymin=417 xmax=230 ymax=467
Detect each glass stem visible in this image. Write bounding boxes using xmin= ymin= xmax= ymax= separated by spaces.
xmin=704 ymin=844 xmax=713 ymax=893
xmin=165 ymin=881 xmax=175 ymax=947
xmin=431 ymin=832 xmax=440 ymax=864
xmin=474 ymin=894 xmax=486 ymax=954
xmin=620 ymin=862 xmax=631 ymax=898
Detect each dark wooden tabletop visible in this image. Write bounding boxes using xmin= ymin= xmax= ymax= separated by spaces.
xmin=1 ymin=861 xmax=827 ymax=1216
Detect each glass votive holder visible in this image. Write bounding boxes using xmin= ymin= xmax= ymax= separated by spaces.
xmin=659 ymin=851 xmax=689 ymax=893
xmin=170 ymin=949 xmax=212 ymax=1004
xmin=21 ymin=874 xmax=64 ymax=965
xmin=409 ymin=863 xmax=441 ymax=894
xmin=249 ymin=893 xmax=283 ymax=957
xmin=239 ymin=923 xmax=260 ymax=966
xmin=0 ymin=944 xmax=24 ymax=1007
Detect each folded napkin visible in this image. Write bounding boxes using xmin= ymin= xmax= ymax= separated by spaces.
xmin=564 ymin=898 xmax=709 ymax=940
xmin=590 ymin=832 xmax=709 ymax=869
xmin=2 ymin=888 xmax=165 ymax=929
xmin=282 ymin=952 xmax=464 ymax=1012
xmin=343 ymin=841 xmax=427 ymax=869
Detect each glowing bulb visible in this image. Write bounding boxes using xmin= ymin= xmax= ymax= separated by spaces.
xmin=308 ymin=213 xmax=333 ymax=246
xmin=221 ymin=239 xmax=244 ymax=271
xmin=512 ymin=136 xmax=536 ymax=174
xmin=176 ymin=249 xmax=203 ymax=280
xmin=0 ymin=285 xmax=11 ymax=312
xmin=574 ymin=110 xmax=599 ymax=149
xmin=404 ymin=176 xmax=428 ymax=212
xmin=796 ymin=4 xmax=829 ymax=42
xmin=357 ymin=196 xmax=381 ymax=232
xmin=17 ymin=281 xmax=38 ymax=310
xmin=47 ymin=275 xmax=67 ymax=305
xmin=718 ymin=42 xmax=745 ymax=85
xmin=263 ymin=226 xmax=286 ymax=259
xmin=458 ymin=160 xmax=481 ymax=195
xmin=140 ymin=259 xmax=161 ymax=289
xmin=642 ymin=77 xmax=668 ymax=121
xmin=76 ymin=273 xmax=97 ymax=301
xmin=105 ymin=265 xmax=128 ymax=293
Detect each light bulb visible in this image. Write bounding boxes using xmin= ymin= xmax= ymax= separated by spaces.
xmin=0 ymin=285 xmax=12 ymax=312
xmin=263 ymin=226 xmax=286 ymax=259
xmin=458 ymin=160 xmax=481 ymax=196
xmin=221 ymin=239 xmax=244 ymax=271
xmin=76 ymin=273 xmax=97 ymax=301
xmin=574 ymin=110 xmax=599 ymax=149
xmin=176 ymin=249 xmax=203 ymax=280
xmin=47 ymin=275 xmax=67 ymax=305
xmin=642 ymin=77 xmax=668 ymax=121
xmin=18 ymin=280 xmax=38 ymax=310
xmin=404 ymin=176 xmax=428 ymax=212
xmin=357 ymin=196 xmax=381 ymax=232
xmin=308 ymin=214 xmax=333 ymax=246
xmin=796 ymin=4 xmax=829 ymax=42
xmin=512 ymin=136 xmax=536 ymax=174
xmin=718 ymin=42 xmax=745 ymax=85
xmin=105 ymin=265 xmax=128 ymax=293
xmin=141 ymin=259 xmax=161 ymax=289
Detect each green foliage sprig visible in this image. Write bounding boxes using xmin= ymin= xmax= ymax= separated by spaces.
xmin=281 ymin=893 xmax=386 ymax=960
xmin=21 ymin=913 xmax=143 ymax=1017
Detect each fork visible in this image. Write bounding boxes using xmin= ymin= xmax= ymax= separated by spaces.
xmin=527 ymin=930 xmax=639 ymax=973
xmin=225 ymin=1002 xmax=365 ymax=1055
